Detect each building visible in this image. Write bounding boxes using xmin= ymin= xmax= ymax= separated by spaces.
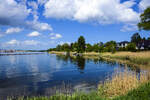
xmin=136 ymin=40 xmax=150 ymax=50
xmin=117 ymin=41 xmax=129 ymax=48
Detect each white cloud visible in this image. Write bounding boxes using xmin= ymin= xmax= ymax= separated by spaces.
xmin=120 ymin=23 xmax=138 ymax=32
xmin=27 ymin=31 xmax=40 ymax=37
xmin=50 ymin=33 xmax=62 ymax=39
xmin=139 ymin=0 xmax=150 ymax=11
xmin=26 ymin=20 xmax=53 ymax=31
xmin=6 ymin=27 xmax=22 ymax=34
xmin=6 ymin=39 xmax=20 ymax=45
xmin=23 ymin=40 xmax=39 ymax=45
xmin=38 ymin=0 xmax=48 ymax=5
xmin=44 ymin=0 xmax=139 ymax=24
xmin=0 ymin=0 xmax=30 ymax=26
xmin=0 ymin=0 xmax=53 ymax=32
xmin=28 ymin=1 xmax=38 ymax=10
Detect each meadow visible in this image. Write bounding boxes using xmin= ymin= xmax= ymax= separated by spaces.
xmin=101 ymin=51 xmax=150 ymax=68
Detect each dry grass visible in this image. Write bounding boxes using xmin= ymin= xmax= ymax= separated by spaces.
xmin=101 ymin=51 xmax=150 ymax=67
xmin=101 ymin=51 xmax=150 ymax=59
xmin=98 ymin=69 xmax=149 ymax=97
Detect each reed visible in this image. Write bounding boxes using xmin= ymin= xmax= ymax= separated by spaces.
xmin=101 ymin=51 xmax=150 ymax=67
xmin=98 ymin=69 xmax=149 ymax=97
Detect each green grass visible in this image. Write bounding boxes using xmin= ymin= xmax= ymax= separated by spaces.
xmin=114 ymin=82 xmax=150 ymax=100
xmin=8 ymin=92 xmax=106 ymax=100
xmin=8 ymin=82 xmax=150 ymax=100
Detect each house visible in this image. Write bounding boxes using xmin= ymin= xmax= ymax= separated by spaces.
xmin=136 ymin=40 xmax=150 ymax=50
xmin=117 ymin=41 xmax=129 ymax=48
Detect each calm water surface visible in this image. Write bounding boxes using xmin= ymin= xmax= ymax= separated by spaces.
xmin=0 ymin=52 xmax=142 ymax=99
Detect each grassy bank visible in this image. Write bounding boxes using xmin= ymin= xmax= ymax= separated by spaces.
xmin=10 ymin=82 xmax=150 ymax=100
xmin=101 ymin=51 xmax=150 ymax=68
xmin=49 ymin=51 xmax=150 ymax=67
xmin=8 ymin=70 xmax=150 ymax=100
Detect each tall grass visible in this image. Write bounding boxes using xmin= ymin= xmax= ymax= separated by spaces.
xmin=101 ymin=51 xmax=150 ymax=67
xmin=98 ymin=70 xmax=149 ymax=97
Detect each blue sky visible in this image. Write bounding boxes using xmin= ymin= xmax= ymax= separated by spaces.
xmin=0 ymin=0 xmax=150 ymax=50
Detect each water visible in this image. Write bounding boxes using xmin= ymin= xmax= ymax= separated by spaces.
xmin=0 ymin=52 xmax=141 ymax=99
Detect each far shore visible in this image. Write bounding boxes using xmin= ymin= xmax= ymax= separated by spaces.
xmin=49 ymin=51 xmax=150 ymax=69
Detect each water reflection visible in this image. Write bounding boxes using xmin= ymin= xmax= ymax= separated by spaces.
xmin=0 ymin=53 xmax=145 ymax=99
xmin=56 ymin=55 xmax=85 ymax=73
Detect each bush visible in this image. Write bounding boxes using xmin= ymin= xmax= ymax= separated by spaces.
xmin=126 ymin=43 xmax=136 ymax=52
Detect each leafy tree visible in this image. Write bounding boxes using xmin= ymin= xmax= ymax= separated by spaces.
xmin=104 ymin=41 xmax=117 ymax=52
xmin=131 ymin=33 xmax=142 ymax=44
xmin=85 ymin=43 xmax=93 ymax=52
xmin=143 ymin=37 xmax=146 ymax=41
xmin=56 ymin=45 xmax=62 ymax=51
xmin=126 ymin=43 xmax=136 ymax=52
xmin=93 ymin=44 xmax=99 ymax=52
xmin=148 ymin=37 xmax=150 ymax=40
xmin=61 ymin=43 xmax=70 ymax=51
xmin=70 ymin=42 xmax=78 ymax=52
xmin=77 ymin=36 xmax=86 ymax=53
xmin=138 ymin=7 xmax=150 ymax=31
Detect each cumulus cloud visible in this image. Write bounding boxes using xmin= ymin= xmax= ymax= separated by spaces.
xmin=0 ymin=0 xmax=30 ymax=26
xmin=28 ymin=1 xmax=38 ymax=10
xmin=27 ymin=31 xmax=40 ymax=37
xmin=44 ymin=0 xmax=139 ymax=24
xmin=26 ymin=20 xmax=53 ymax=31
xmin=0 ymin=0 xmax=52 ymax=32
xmin=5 ymin=27 xmax=22 ymax=34
xmin=6 ymin=39 xmax=20 ymax=45
xmin=139 ymin=0 xmax=150 ymax=11
xmin=50 ymin=33 xmax=62 ymax=39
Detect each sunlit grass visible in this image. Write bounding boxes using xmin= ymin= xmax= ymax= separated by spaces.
xmin=101 ymin=51 xmax=150 ymax=67
xmin=98 ymin=69 xmax=149 ymax=97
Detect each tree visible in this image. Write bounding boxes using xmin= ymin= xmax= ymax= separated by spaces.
xmin=56 ymin=45 xmax=62 ymax=51
xmin=93 ymin=44 xmax=99 ymax=52
xmin=104 ymin=41 xmax=117 ymax=52
xmin=138 ymin=7 xmax=150 ymax=31
xmin=143 ymin=37 xmax=146 ymax=41
xmin=70 ymin=42 xmax=78 ymax=52
xmin=85 ymin=43 xmax=93 ymax=52
xmin=62 ymin=43 xmax=70 ymax=51
xmin=131 ymin=33 xmax=142 ymax=44
xmin=148 ymin=37 xmax=150 ymax=40
xmin=77 ymin=36 xmax=86 ymax=53
xmin=126 ymin=43 xmax=136 ymax=52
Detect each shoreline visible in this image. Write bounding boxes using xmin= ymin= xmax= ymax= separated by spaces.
xmin=49 ymin=51 xmax=150 ymax=70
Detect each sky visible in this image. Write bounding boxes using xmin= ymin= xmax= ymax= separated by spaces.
xmin=0 ymin=0 xmax=150 ymax=50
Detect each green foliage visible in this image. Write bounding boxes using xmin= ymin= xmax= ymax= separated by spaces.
xmin=104 ymin=41 xmax=117 ymax=53
xmin=93 ymin=44 xmax=100 ymax=52
xmin=126 ymin=43 xmax=136 ymax=52
xmin=77 ymin=36 xmax=86 ymax=53
xmin=131 ymin=33 xmax=142 ymax=44
xmin=47 ymin=34 xmax=149 ymax=53
xmin=86 ymin=43 xmax=93 ymax=52
xmin=138 ymin=7 xmax=150 ymax=31
xmin=114 ymin=82 xmax=150 ymax=100
xmin=118 ymin=47 xmax=127 ymax=51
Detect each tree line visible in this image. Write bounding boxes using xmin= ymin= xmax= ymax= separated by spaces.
xmin=48 ymin=7 xmax=150 ymax=53
xmin=48 ymin=33 xmax=150 ymax=53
